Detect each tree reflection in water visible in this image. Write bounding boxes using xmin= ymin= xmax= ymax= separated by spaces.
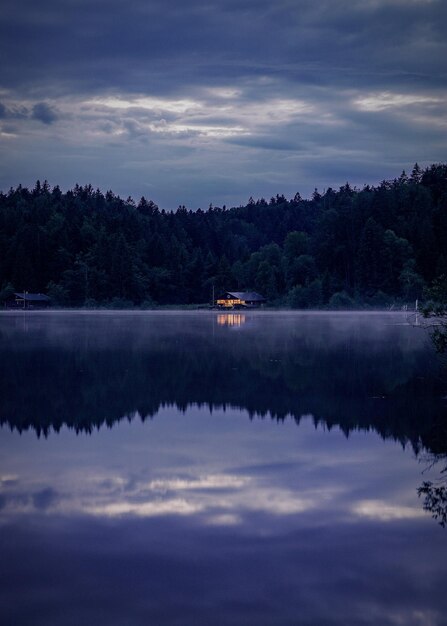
xmin=1 ymin=311 xmax=446 ymax=526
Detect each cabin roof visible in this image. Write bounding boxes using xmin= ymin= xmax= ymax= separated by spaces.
xmin=14 ymin=293 xmax=51 ymax=302
xmin=224 ymin=291 xmax=266 ymax=302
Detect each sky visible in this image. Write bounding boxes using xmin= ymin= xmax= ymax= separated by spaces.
xmin=0 ymin=0 xmax=446 ymax=210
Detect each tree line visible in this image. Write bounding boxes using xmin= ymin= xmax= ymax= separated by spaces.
xmin=0 ymin=163 xmax=446 ymax=307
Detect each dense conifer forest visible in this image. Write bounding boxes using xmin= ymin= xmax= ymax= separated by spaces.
xmin=0 ymin=163 xmax=446 ymax=307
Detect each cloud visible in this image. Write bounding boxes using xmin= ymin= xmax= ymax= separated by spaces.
xmin=353 ymin=92 xmax=443 ymax=112
xmin=0 ymin=101 xmax=29 ymax=120
xmin=2 ymin=0 xmax=445 ymax=96
xmin=0 ymin=0 xmax=445 ymax=207
xmin=31 ymin=102 xmax=58 ymax=124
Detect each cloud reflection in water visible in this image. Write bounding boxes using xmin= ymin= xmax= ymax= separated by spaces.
xmin=0 ymin=312 xmax=446 ymax=625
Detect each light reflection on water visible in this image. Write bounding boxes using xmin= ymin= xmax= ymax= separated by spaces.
xmin=0 ymin=311 xmax=446 ymax=625
xmin=217 ymin=313 xmax=246 ymax=326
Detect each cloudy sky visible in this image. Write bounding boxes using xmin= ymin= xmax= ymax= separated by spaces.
xmin=0 ymin=0 xmax=446 ymax=209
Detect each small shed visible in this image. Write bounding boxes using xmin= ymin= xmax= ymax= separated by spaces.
xmin=6 ymin=293 xmax=51 ymax=309
xmin=216 ymin=291 xmax=266 ymax=308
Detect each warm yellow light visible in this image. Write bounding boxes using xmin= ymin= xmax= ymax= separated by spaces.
xmin=217 ymin=314 xmax=246 ymax=326
xmin=216 ymin=298 xmax=244 ymax=307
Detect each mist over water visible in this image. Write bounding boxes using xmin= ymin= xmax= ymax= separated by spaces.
xmin=0 ymin=311 xmax=446 ymax=625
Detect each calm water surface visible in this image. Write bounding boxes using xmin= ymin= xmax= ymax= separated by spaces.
xmin=0 ymin=311 xmax=446 ymax=626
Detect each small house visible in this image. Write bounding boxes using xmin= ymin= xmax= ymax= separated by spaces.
xmin=6 ymin=293 xmax=51 ymax=309
xmin=216 ymin=291 xmax=266 ymax=308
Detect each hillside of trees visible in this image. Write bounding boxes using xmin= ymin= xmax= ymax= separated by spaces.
xmin=0 ymin=163 xmax=446 ymax=308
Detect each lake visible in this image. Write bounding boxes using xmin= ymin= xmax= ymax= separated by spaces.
xmin=0 ymin=311 xmax=446 ymax=625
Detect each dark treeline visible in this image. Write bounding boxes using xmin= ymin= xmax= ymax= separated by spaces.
xmin=1 ymin=163 xmax=446 ymax=307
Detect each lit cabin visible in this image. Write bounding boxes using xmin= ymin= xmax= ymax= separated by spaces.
xmin=216 ymin=291 xmax=266 ymax=308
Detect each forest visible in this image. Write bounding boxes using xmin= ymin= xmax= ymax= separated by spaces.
xmin=0 ymin=163 xmax=446 ymax=308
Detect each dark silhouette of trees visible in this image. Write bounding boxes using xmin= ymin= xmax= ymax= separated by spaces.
xmin=422 ymin=275 xmax=447 ymax=357
xmin=418 ymin=453 xmax=447 ymax=527
xmin=0 ymin=163 xmax=446 ymax=307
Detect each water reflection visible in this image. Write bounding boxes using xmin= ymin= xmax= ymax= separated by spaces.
xmin=0 ymin=311 xmax=446 ymax=625
xmin=1 ymin=406 xmax=446 ymax=625
xmin=0 ymin=311 xmax=444 ymax=448
xmin=217 ymin=313 xmax=246 ymax=326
